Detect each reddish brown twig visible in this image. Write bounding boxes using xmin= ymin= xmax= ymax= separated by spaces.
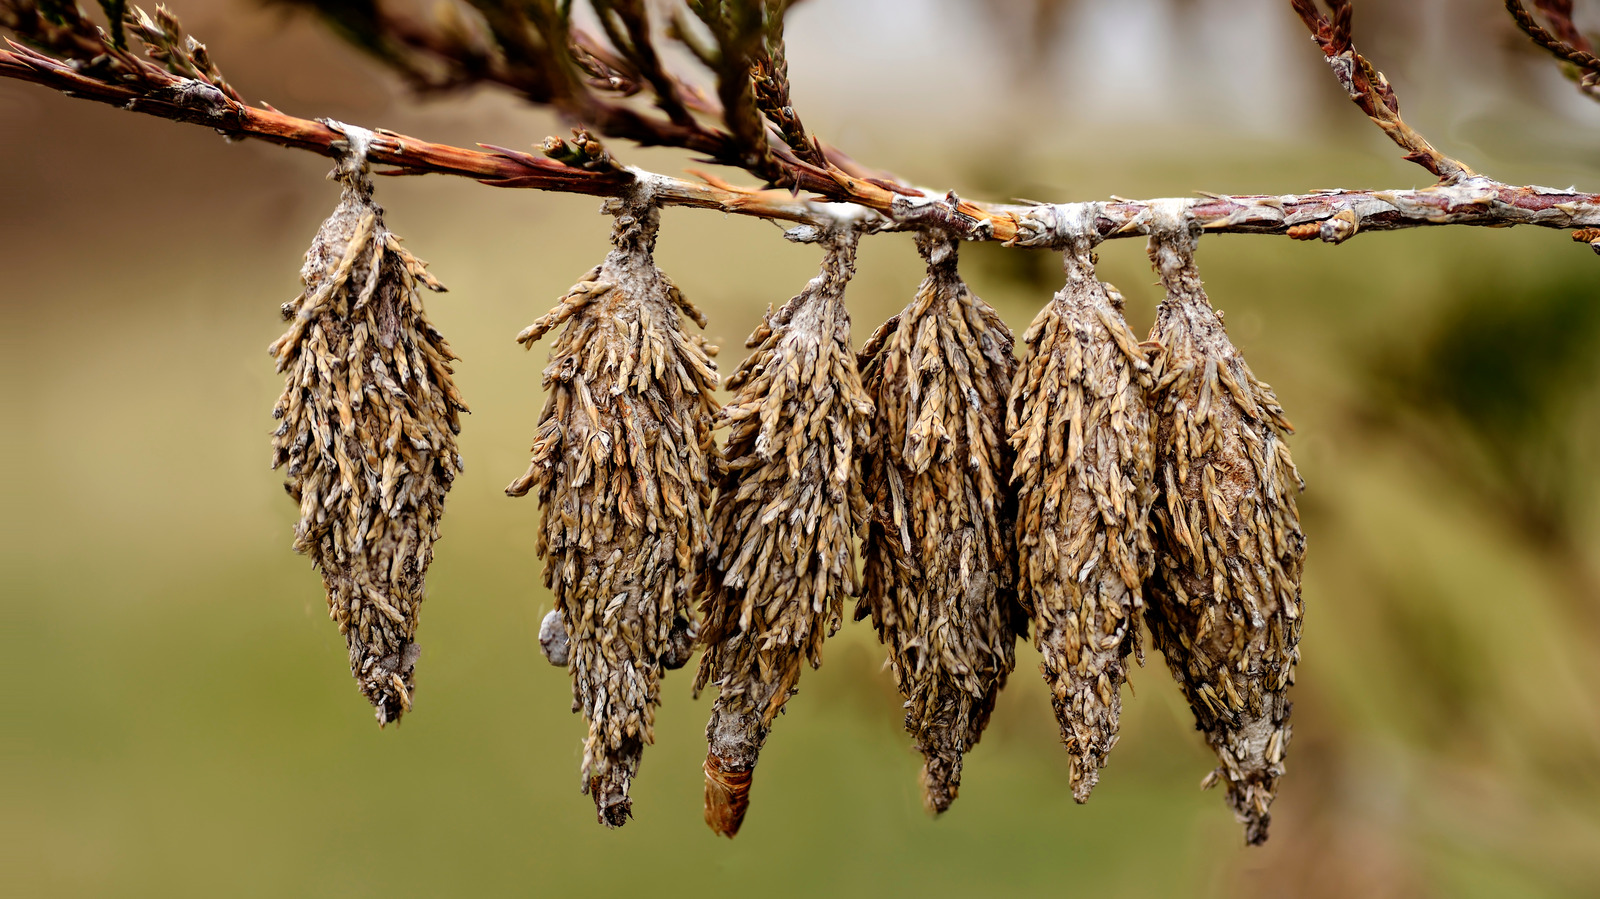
xmin=1290 ymin=0 xmax=1473 ymax=182
xmin=1507 ymin=0 xmax=1600 ymax=101
xmin=1513 ymin=0 xmax=1600 ymax=62
xmin=8 ymin=4 xmax=1600 ymax=247
xmin=0 ymin=41 xmax=626 ymax=190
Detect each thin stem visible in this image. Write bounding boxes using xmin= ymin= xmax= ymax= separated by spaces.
xmin=1507 ymin=0 xmax=1600 ymax=103
xmin=1508 ymin=0 xmax=1600 ymax=67
xmin=1290 ymin=0 xmax=1473 ymax=182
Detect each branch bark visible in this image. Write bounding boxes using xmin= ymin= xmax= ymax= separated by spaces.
xmin=8 ymin=0 xmax=1600 ymax=249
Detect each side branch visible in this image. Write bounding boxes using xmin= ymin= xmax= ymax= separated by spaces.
xmin=1506 ymin=0 xmax=1600 ymax=101
xmin=1291 ymin=0 xmax=1473 ymax=182
xmin=6 ymin=45 xmax=1600 ymax=245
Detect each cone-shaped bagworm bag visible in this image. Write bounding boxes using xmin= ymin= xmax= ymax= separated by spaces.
xmin=694 ymin=227 xmax=872 ymax=837
xmin=269 ymin=124 xmax=466 ymax=726
xmin=1007 ymin=215 xmax=1156 ymax=802
xmin=506 ymin=195 xmax=719 ymax=827
xmin=1143 ymin=204 xmax=1305 ymax=845
xmin=857 ymin=234 xmax=1023 ymax=814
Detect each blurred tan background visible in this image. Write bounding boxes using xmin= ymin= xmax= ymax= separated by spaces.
xmin=3 ymin=0 xmax=1599 ymax=896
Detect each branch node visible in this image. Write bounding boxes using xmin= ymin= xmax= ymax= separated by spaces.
xmin=1008 ymin=202 xmax=1109 ymax=249
xmin=174 ymin=77 xmax=224 ymax=110
xmin=320 ymin=119 xmax=377 ymax=182
xmin=1317 ymin=208 xmax=1361 ymax=244
xmin=1145 ymin=198 xmax=1201 ymax=250
xmin=890 ymin=190 xmax=988 ymax=240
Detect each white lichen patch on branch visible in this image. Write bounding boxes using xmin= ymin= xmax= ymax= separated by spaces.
xmin=857 ymin=234 xmax=1023 ymax=815
xmin=506 ymin=198 xmax=719 ymax=828
xmin=269 ymin=147 xmax=466 ymax=727
xmin=694 ymin=229 xmax=872 ymax=838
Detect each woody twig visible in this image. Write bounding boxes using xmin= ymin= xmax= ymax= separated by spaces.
xmin=8 ymin=1 xmax=1600 ymax=249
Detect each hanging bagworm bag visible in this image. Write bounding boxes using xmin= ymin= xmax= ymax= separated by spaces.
xmin=857 ymin=234 xmax=1023 ymax=814
xmin=507 ymin=195 xmax=719 ymax=827
xmin=694 ymin=228 xmax=872 ymax=837
xmin=1007 ymin=216 xmax=1156 ymax=802
xmin=1143 ymin=203 xmax=1306 ymax=845
xmin=269 ymin=123 xmax=466 ymax=726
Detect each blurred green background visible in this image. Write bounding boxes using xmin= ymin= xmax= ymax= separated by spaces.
xmin=3 ymin=1 xmax=1599 ymax=896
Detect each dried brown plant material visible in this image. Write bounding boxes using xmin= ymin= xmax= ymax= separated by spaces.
xmin=694 ymin=229 xmax=872 ymax=837
xmin=857 ymin=234 xmax=1022 ymax=814
xmin=1007 ymin=220 xmax=1156 ymax=803
xmin=1143 ymin=206 xmax=1306 ymax=845
xmin=269 ymin=132 xmax=465 ymax=726
xmin=506 ymin=197 xmax=719 ymax=828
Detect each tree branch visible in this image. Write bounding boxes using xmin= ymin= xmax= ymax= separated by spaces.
xmin=8 ymin=37 xmax=1600 ymax=246
xmin=1291 ymin=0 xmax=1474 ymax=182
xmin=6 ymin=2 xmax=1600 ymax=251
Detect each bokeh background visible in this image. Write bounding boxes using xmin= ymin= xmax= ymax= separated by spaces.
xmin=4 ymin=0 xmax=1599 ymax=896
